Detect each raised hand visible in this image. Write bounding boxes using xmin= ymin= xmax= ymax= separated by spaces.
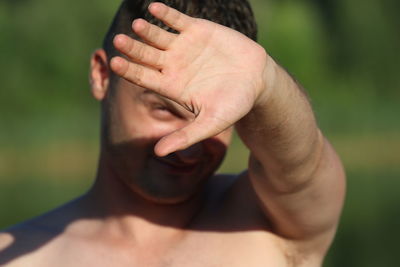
xmin=110 ymin=2 xmax=268 ymax=157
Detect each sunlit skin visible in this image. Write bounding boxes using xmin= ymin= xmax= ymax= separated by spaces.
xmin=0 ymin=3 xmax=345 ymax=267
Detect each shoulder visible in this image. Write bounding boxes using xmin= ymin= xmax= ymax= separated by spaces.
xmin=0 ymin=198 xmax=87 ymax=266
xmin=0 ymin=231 xmax=14 ymax=253
xmin=0 ymin=222 xmax=52 ymax=266
xmin=0 ymin=231 xmax=16 ymax=266
xmin=206 ymin=172 xmax=255 ymax=206
xmin=211 ymin=171 xmax=261 ymax=206
xmin=205 ymin=172 xmax=273 ymax=230
xmin=210 ymin=172 xmax=328 ymax=266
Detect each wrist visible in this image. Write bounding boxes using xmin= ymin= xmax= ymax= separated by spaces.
xmin=254 ymin=53 xmax=278 ymax=108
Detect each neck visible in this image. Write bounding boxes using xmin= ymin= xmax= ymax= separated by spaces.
xmin=83 ymin=153 xmax=205 ymax=244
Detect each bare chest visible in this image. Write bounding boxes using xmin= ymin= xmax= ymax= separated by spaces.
xmin=42 ymin=231 xmax=289 ymax=267
xmin=155 ymin=231 xmax=290 ymax=267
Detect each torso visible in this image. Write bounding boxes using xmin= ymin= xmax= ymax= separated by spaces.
xmin=0 ymin=174 xmax=312 ymax=267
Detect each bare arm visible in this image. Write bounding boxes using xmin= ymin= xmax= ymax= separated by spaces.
xmin=110 ymin=1 xmax=345 ymax=258
xmin=236 ymin=57 xmax=345 ymax=255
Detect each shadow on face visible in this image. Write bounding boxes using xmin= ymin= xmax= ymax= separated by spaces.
xmin=97 ymin=73 xmax=233 ymax=203
xmin=101 ymin=134 xmax=229 ymax=203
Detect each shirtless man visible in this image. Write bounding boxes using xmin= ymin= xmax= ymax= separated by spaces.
xmin=0 ymin=1 xmax=345 ymax=266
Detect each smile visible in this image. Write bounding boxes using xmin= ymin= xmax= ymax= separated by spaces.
xmin=152 ymin=156 xmax=199 ymax=174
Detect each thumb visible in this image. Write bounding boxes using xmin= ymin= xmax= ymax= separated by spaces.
xmin=154 ymin=113 xmax=231 ymax=157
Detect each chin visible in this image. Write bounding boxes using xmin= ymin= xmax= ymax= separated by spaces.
xmin=126 ymin=164 xmax=213 ymax=205
xmin=128 ymin=173 xmax=207 ymax=206
xmin=147 ymin=195 xmax=194 ymax=205
xmin=132 ymin=185 xmax=200 ymax=205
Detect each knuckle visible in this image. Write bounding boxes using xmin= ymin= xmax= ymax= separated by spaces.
xmin=120 ymin=61 xmax=129 ymax=77
xmin=128 ymin=64 xmax=142 ymax=84
xmin=149 ymin=49 xmax=161 ymax=68
xmin=136 ymin=44 xmax=145 ymax=61
xmin=134 ymin=66 xmax=144 ymax=81
xmin=174 ymin=13 xmax=182 ymax=25
xmin=151 ymin=26 xmax=162 ymax=43
xmin=127 ymin=40 xmax=136 ymax=56
xmin=143 ymin=21 xmax=152 ymax=37
xmin=156 ymin=52 xmax=165 ymax=68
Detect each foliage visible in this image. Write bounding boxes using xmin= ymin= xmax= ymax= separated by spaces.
xmin=0 ymin=0 xmax=399 ymax=266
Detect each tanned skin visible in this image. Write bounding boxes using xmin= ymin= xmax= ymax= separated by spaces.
xmin=0 ymin=3 xmax=345 ymax=266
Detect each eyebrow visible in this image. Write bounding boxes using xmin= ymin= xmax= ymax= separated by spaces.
xmin=142 ymin=89 xmax=166 ymax=100
xmin=141 ymin=90 xmax=194 ymax=119
xmin=143 ymin=89 xmax=183 ymax=106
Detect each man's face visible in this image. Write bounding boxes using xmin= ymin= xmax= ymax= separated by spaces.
xmin=102 ymin=78 xmax=232 ymax=204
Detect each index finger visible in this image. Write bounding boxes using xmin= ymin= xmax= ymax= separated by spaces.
xmin=154 ymin=111 xmax=231 ymax=157
xmin=148 ymin=2 xmax=193 ymax=32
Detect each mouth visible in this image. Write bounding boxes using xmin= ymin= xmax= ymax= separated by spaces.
xmin=152 ymin=156 xmax=199 ymax=175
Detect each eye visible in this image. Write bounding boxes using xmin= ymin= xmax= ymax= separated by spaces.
xmin=154 ymin=105 xmax=168 ymax=111
xmin=150 ymin=103 xmax=176 ymax=120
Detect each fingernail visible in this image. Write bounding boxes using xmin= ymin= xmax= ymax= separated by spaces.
xmin=114 ymin=34 xmax=127 ymax=47
xmin=132 ymin=19 xmax=146 ymax=32
xmin=110 ymin=57 xmax=124 ymax=71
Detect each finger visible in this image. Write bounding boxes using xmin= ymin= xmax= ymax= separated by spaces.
xmin=132 ymin=19 xmax=177 ymax=50
xmin=148 ymin=2 xmax=192 ymax=32
xmin=110 ymin=56 xmax=164 ymax=92
xmin=113 ymin=34 xmax=165 ymax=69
xmin=154 ymin=113 xmax=231 ymax=157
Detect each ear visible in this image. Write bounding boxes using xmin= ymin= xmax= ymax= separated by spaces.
xmin=90 ymin=49 xmax=110 ymax=101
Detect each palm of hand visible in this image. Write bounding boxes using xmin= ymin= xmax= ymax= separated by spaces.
xmin=111 ymin=2 xmax=267 ymax=156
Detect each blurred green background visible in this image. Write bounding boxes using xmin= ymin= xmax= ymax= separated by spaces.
xmin=0 ymin=0 xmax=399 ymax=266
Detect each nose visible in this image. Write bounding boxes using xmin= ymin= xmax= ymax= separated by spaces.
xmin=174 ymin=142 xmax=204 ymax=164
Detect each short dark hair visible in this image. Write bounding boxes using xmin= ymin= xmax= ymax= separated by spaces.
xmin=103 ymin=0 xmax=258 ymax=59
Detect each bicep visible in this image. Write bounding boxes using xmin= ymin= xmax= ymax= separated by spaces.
xmin=248 ymin=139 xmax=345 ymax=251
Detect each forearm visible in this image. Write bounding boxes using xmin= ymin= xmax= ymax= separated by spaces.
xmin=236 ymin=54 xmax=324 ymax=193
